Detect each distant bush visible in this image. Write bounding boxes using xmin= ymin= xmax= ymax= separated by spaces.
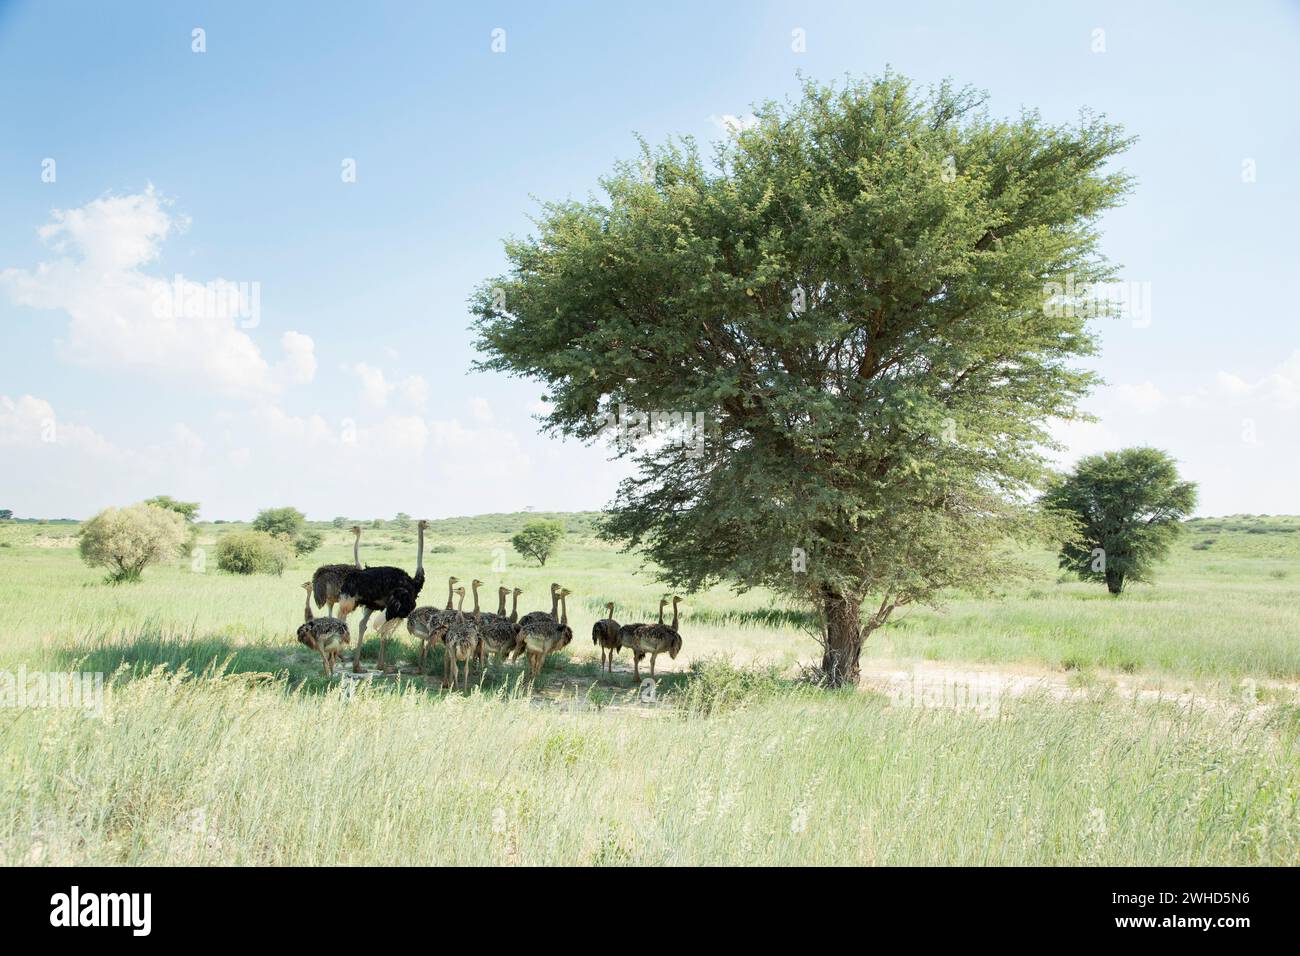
xmin=251 ymin=506 xmax=321 ymax=557
xmin=216 ymin=530 xmax=292 ymax=576
xmin=293 ymin=530 xmax=324 ymax=556
xmin=78 ymin=503 xmax=188 ymax=583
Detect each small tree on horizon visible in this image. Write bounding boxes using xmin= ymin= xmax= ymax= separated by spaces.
xmin=511 ymin=519 xmax=565 ymax=566
xmin=78 ymin=503 xmax=187 ymax=583
xmin=252 ymin=506 xmax=322 ymax=557
xmin=1043 ymin=447 xmax=1197 ymax=595
xmin=473 ymin=73 xmax=1133 ymax=685
xmin=0 ymin=509 xmax=13 ymax=521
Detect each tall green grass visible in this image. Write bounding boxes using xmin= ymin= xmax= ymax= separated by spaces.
xmin=2 ymin=515 xmax=1299 ymax=865
xmin=2 ymin=661 xmax=1295 ymax=865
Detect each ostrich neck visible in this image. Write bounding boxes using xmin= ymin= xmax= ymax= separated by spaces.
xmin=671 ymin=602 xmax=679 ymax=630
xmin=657 ymin=603 xmax=666 ymax=625
xmin=456 ymin=592 xmax=465 ymax=620
xmin=304 ymin=589 xmax=313 ymax=623
xmin=549 ymin=589 xmax=559 ymax=623
xmin=510 ymin=592 xmax=519 ymax=622
xmin=445 ymin=579 xmax=454 ymax=610
xmin=472 ymin=582 xmax=481 ymax=620
xmin=560 ymin=594 xmax=568 ymax=626
xmin=497 ymin=591 xmax=507 ymax=616
xmin=352 ymin=533 xmax=361 ymax=569
xmin=415 ymin=525 xmax=425 ymax=574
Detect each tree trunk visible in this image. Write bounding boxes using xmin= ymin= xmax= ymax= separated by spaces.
xmin=1105 ymin=569 xmax=1125 ymax=595
xmin=820 ymin=589 xmax=864 ymax=687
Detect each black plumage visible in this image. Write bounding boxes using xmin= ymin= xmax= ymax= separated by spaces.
xmin=338 ymin=521 xmax=427 ymax=672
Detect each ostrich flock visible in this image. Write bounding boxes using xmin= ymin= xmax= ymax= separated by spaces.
xmin=295 ymin=522 xmax=684 ymax=690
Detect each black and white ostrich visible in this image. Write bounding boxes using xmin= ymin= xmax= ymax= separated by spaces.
xmin=338 ymin=519 xmax=426 ymax=672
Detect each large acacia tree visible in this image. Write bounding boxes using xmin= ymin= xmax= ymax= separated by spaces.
xmin=473 ymin=74 xmax=1133 ymax=685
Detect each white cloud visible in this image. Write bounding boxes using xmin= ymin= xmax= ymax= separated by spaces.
xmin=709 ymin=113 xmax=758 ymax=134
xmin=468 ymin=396 xmax=494 ymax=424
xmin=0 ymin=394 xmax=116 ymax=456
xmin=1213 ymin=350 xmax=1300 ymax=410
xmin=0 ymin=187 xmax=314 ymax=396
xmin=347 ymin=363 xmax=427 ymax=410
xmin=1045 ymin=416 xmax=1120 ymax=466
xmin=349 ymin=362 xmax=394 ymax=408
xmin=1113 ymin=380 xmax=1167 ymax=414
xmin=397 ymin=375 xmax=429 ymax=409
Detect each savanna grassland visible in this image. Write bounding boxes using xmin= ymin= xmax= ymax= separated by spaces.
xmin=1 ymin=513 xmax=1298 ymax=865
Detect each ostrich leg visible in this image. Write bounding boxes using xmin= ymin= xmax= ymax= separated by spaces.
xmin=354 ymin=609 xmax=373 ymax=672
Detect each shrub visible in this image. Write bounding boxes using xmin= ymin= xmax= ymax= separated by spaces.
xmin=251 ymin=506 xmax=321 ymax=556
xmin=78 ymin=503 xmax=188 ymax=583
xmin=216 ymin=530 xmax=293 ymax=576
xmin=293 ymin=530 xmax=323 ymax=556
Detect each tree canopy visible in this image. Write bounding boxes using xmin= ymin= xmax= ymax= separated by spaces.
xmin=472 ymin=73 xmax=1134 ymax=684
xmin=145 ymin=495 xmax=200 ymax=523
xmin=1043 ymin=447 xmax=1197 ymax=594
xmin=511 ymin=519 xmax=565 ymax=566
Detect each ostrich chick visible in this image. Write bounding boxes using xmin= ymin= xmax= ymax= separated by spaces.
xmin=297 ymin=582 xmax=351 ymax=676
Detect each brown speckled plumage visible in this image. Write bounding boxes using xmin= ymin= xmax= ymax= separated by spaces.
xmin=632 ymin=596 xmax=683 ymax=680
xmin=407 ymin=575 xmax=460 ymax=674
xmin=444 ymin=585 xmax=481 ymax=690
xmin=297 ymin=583 xmax=351 ymax=675
xmin=592 ymin=602 xmax=621 ymax=673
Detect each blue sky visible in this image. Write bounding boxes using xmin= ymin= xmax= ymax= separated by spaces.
xmin=1 ymin=0 xmax=1297 ymax=519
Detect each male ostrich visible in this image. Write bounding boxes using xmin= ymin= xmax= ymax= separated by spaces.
xmin=444 ymin=584 xmax=482 ymax=691
xmin=297 ymin=582 xmax=351 ymax=676
xmin=631 ymin=595 xmax=683 ymax=681
xmin=338 ymin=519 xmax=427 ymax=672
xmin=309 ymin=525 xmax=362 ymax=618
xmin=407 ymin=575 xmax=459 ymax=675
xmin=592 ymin=602 xmax=621 ymax=673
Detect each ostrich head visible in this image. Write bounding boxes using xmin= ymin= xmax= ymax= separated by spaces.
xmin=513 ymin=587 xmax=523 ymax=597
xmin=350 ymin=525 xmax=361 ymax=536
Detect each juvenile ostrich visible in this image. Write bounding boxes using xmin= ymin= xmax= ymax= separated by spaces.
xmin=309 ymin=525 xmax=362 ymax=618
xmin=617 ymin=598 xmax=661 ymax=665
xmin=633 ymin=595 xmax=683 ymax=681
xmin=444 ymin=584 xmax=482 ymax=690
xmin=520 ymin=586 xmax=572 ymax=681
xmin=591 ymin=601 xmax=621 ymax=673
xmin=407 ymin=575 xmax=459 ymax=675
xmin=338 ymin=519 xmax=427 ymax=672
xmin=512 ymin=583 xmax=560 ymax=663
xmin=297 ymin=582 xmax=351 ymax=676
xmin=477 ymin=586 xmax=519 ymax=665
